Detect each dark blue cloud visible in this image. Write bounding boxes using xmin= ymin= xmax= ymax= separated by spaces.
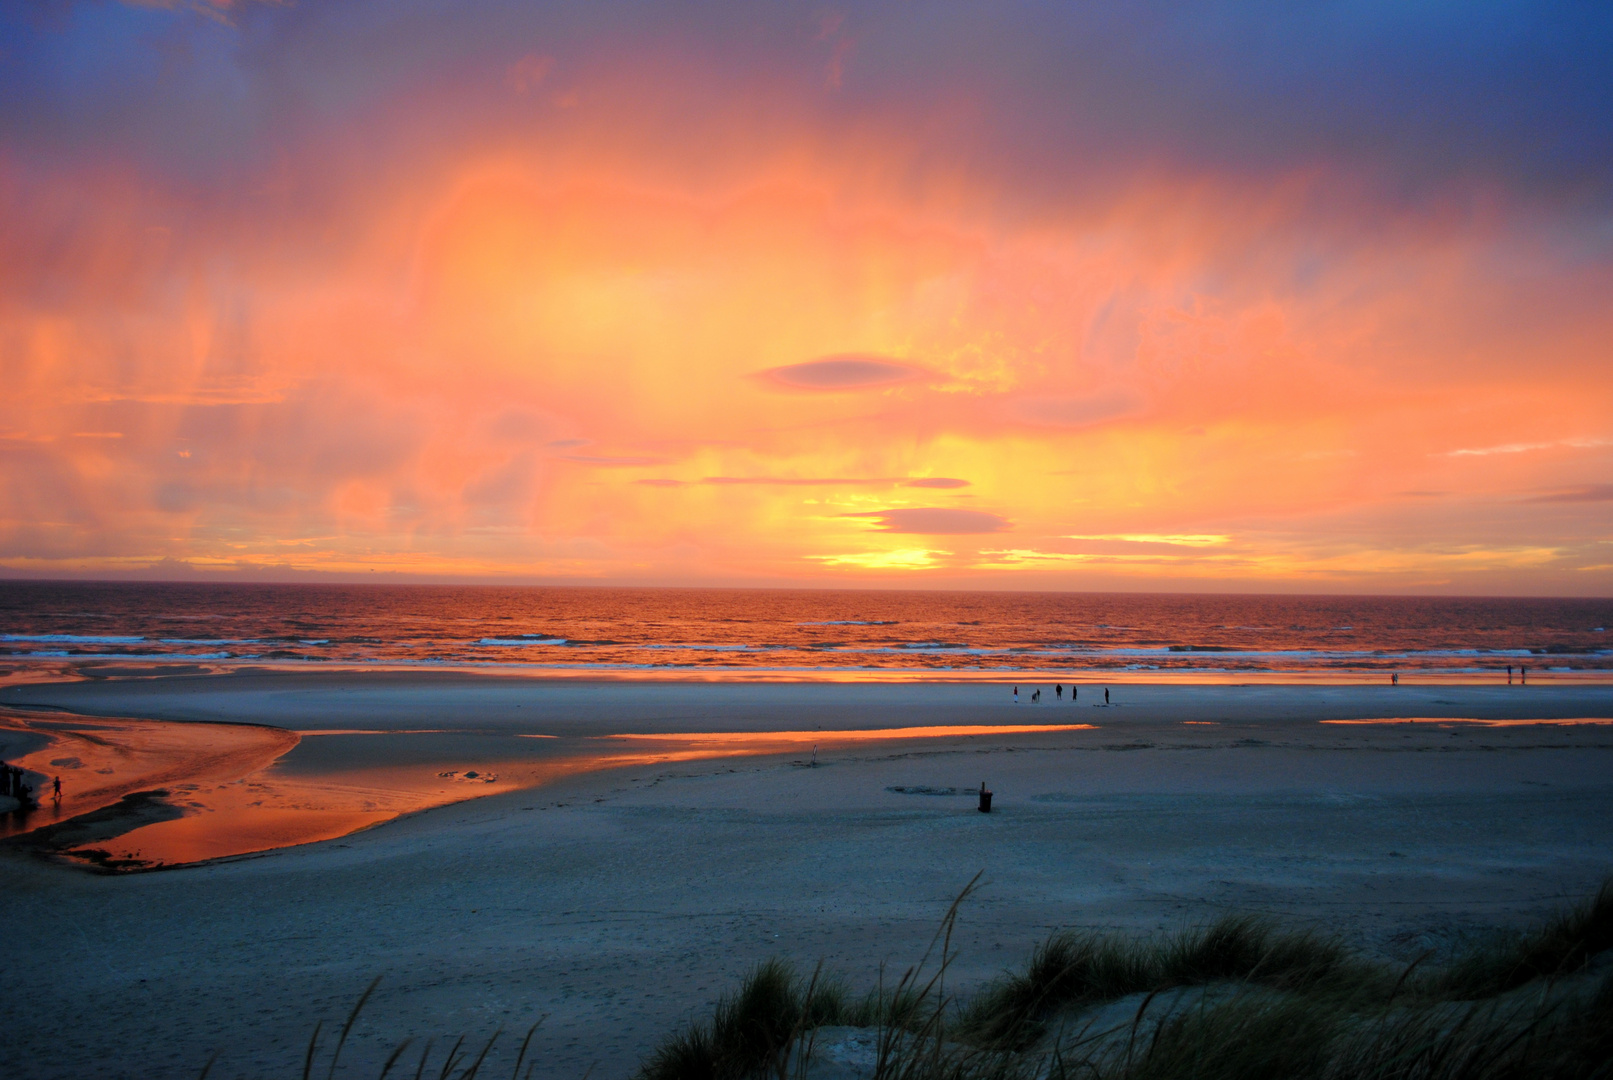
xmin=1 ymin=0 xmax=1608 ymax=212
xmin=847 ymin=1 xmax=1613 ymax=200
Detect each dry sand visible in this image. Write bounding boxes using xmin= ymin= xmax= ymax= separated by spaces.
xmin=1 ymin=671 xmax=1611 ymax=1079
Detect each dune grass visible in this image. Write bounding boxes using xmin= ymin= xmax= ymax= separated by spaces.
xmin=207 ymin=880 xmax=1613 ymax=1079
xmin=955 ymin=913 xmax=1376 ymax=1050
xmin=206 ymin=976 xmax=544 ymax=1080
xmin=1438 ymin=879 xmax=1613 ymax=998
xmin=641 ymin=875 xmax=986 ymax=1080
xmin=1088 ymin=972 xmax=1613 ymax=1080
xmin=636 ymin=878 xmax=1613 ymax=1080
xmin=637 ymin=959 xmax=852 ymax=1080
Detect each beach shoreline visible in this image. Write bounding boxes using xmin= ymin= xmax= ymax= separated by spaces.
xmin=4 ymin=670 xmax=1613 ymax=870
xmin=2 ymin=671 xmax=1611 ymax=1078
xmin=8 ymin=665 xmax=1613 ymax=725
xmin=5 ymin=657 xmax=1612 ymax=690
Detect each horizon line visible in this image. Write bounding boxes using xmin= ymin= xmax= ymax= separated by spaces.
xmin=0 ymin=572 xmax=1606 ymax=602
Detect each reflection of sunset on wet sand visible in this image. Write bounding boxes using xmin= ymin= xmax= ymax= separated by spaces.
xmin=72 ymin=762 xmax=526 ymax=868
xmin=2 ymin=707 xmax=1097 ymax=869
xmin=610 ymin=724 xmax=1096 ymax=746
xmin=0 ymin=710 xmax=533 ymax=867
xmin=0 ymin=711 xmax=296 ymax=836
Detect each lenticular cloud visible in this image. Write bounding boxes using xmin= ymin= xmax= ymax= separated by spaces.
xmin=757 ymin=356 xmax=928 ymax=391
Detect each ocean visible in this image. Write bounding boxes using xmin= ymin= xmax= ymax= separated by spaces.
xmin=0 ymin=582 xmax=1607 ymax=680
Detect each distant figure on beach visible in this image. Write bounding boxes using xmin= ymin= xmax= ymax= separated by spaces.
xmin=52 ymin=776 xmax=61 ymax=802
xmin=1521 ymin=666 xmax=1528 ymax=685
xmin=1013 ymin=686 xmax=1019 ymax=703
xmin=1055 ymin=684 xmax=1063 ymax=699
xmin=1104 ymin=687 xmax=1110 ymax=705
xmin=1508 ymin=665 xmax=1513 ymax=684
xmin=1391 ymin=672 xmax=1399 ymax=686
xmin=1072 ymin=686 xmax=1078 ymax=703
xmin=1032 ymin=689 xmax=1041 ymax=703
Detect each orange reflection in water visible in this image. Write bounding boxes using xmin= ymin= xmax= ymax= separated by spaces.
xmin=609 ymin=724 xmax=1097 ymax=745
xmin=0 ymin=709 xmax=298 ymax=836
xmin=5 ymin=717 xmax=1099 ymax=870
xmin=88 ymin=758 xmax=602 ymax=866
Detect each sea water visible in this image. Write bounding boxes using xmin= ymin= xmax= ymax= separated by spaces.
xmin=0 ymin=582 xmax=1607 ymax=678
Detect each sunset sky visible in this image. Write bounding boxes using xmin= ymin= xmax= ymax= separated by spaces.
xmin=2 ymin=2 xmax=1610 ymax=593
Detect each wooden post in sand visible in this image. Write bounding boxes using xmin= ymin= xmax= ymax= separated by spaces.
xmin=978 ymin=782 xmax=992 ymax=813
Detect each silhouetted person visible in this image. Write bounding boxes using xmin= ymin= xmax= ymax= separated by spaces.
xmin=1104 ymin=687 xmax=1110 ymax=705
xmin=1391 ymin=672 xmax=1399 ymax=686
xmin=1032 ymin=689 xmax=1041 ymax=703
xmin=1055 ymin=684 xmax=1063 ymax=699
xmin=52 ymin=776 xmax=61 ymax=801
xmin=1072 ymin=686 xmax=1078 ymax=703
xmin=1013 ymin=686 xmax=1019 ymax=703
xmin=1521 ymin=666 xmax=1528 ymax=685
xmin=1507 ymin=665 xmax=1513 ymax=684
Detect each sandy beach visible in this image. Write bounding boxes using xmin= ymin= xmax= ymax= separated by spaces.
xmin=9 ymin=1 xmax=1613 ymax=1073
xmin=2 ymin=671 xmax=1611 ymax=1079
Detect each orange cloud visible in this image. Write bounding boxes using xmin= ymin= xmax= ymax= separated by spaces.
xmin=2 ymin=6 xmax=1610 ymax=594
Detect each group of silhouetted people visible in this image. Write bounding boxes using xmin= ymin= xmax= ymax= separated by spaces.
xmin=1392 ymin=666 xmax=1533 ymax=687
xmin=1014 ymin=684 xmax=1110 ymax=705
xmin=0 ymin=760 xmax=38 ymax=807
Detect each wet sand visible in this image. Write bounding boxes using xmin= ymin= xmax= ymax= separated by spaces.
xmin=1 ymin=700 xmax=1099 ymax=869
xmin=1 ymin=672 xmax=1611 ymax=1079
xmin=0 ymin=711 xmax=300 ymax=865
